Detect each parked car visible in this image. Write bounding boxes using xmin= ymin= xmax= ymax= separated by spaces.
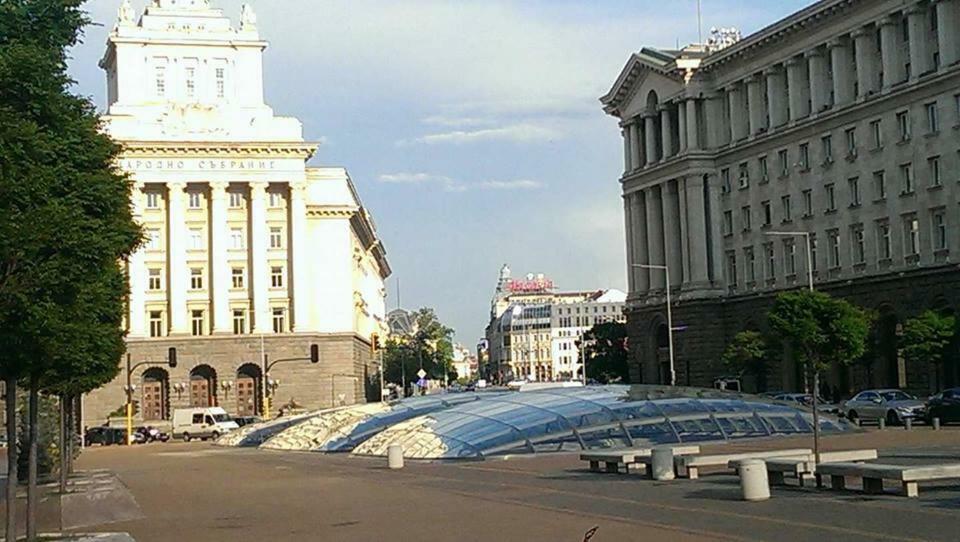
xmin=84 ymin=426 xmax=128 ymax=446
xmin=925 ymin=388 xmax=960 ymax=424
xmin=771 ymin=393 xmax=841 ymax=415
xmin=172 ymin=407 xmax=239 ymax=441
xmin=232 ymin=416 xmax=261 ymax=428
xmin=842 ymin=389 xmax=926 ymax=426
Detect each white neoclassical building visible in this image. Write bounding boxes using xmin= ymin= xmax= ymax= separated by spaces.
xmin=84 ymin=0 xmax=390 ymax=424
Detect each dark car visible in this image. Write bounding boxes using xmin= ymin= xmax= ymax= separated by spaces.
xmin=84 ymin=426 xmax=128 ymax=446
xmin=233 ymin=416 xmax=261 ymax=428
xmin=925 ymin=388 xmax=960 ymax=424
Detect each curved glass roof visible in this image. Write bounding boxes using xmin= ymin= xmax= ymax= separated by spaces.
xmin=352 ymin=386 xmax=851 ymax=460
xmin=215 ymin=410 xmax=319 ymax=447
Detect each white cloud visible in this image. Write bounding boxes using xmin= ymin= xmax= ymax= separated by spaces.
xmin=377 ymin=172 xmax=451 ymax=185
xmin=398 ymin=123 xmax=561 ymax=146
xmin=476 ymin=179 xmax=544 ymax=191
xmin=377 ymin=172 xmax=544 ymax=192
xmin=421 ymin=115 xmax=494 ymax=128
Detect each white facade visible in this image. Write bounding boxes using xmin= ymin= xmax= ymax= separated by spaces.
xmin=550 ymin=289 xmax=627 ymax=380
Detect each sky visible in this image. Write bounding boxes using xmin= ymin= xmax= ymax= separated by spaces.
xmin=69 ymin=0 xmax=813 ymax=345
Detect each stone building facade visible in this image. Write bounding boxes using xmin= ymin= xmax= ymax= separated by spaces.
xmin=83 ymin=0 xmax=390 ymax=425
xmin=601 ymin=0 xmax=960 ymax=396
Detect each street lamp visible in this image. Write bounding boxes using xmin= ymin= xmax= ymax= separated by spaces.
xmin=261 ymin=344 xmax=319 ymax=420
xmin=764 ymin=230 xmax=822 ymax=470
xmin=631 ymin=264 xmax=676 ymax=386
xmin=125 ymin=348 xmax=177 ymax=445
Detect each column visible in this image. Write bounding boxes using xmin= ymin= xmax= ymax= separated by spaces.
xmin=706 ymin=175 xmax=725 ymax=285
xmin=166 ymin=181 xmax=189 ymax=335
xmin=683 ymin=175 xmax=710 ymax=287
xmin=630 ymin=121 xmax=643 ymax=169
xmin=906 ymin=4 xmax=932 ymax=78
xmin=765 ymin=65 xmax=788 ymax=128
xmin=663 ymin=181 xmax=683 ymax=289
xmin=249 ymin=181 xmax=270 ymax=334
xmin=727 ymin=84 xmax=747 ymax=141
xmin=880 ymin=15 xmax=905 ymax=89
xmin=622 ymin=127 xmax=631 ymax=173
xmin=631 ymin=191 xmax=649 ymax=294
xmin=209 ymin=181 xmax=231 ymax=334
xmin=677 ymin=101 xmax=688 ymax=153
xmin=128 ymin=182 xmax=147 ymax=337
xmin=745 ymin=75 xmax=765 ymax=135
xmin=645 ymin=186 xmax=665 ymax=291
xmin=935 ymin=0 xmax=960 ymax=66
xmin=785 ymin=56 xmax=810 ymax=121
xmin=806 ymin=48 xmax=830 ymax=113
xmin=289 ymin=182 xmax=310 ymax=332
xmin=853 ymin=26 xmax=879 ymax=98
xmin=705 ymin=92 xmax=727 ymax=148
xmin=829 ymin=38 xmax=855 ymax=106
xmin=685 ymin=98 xmax=700 ymax=150
xmin=660 ymin=106 xmax=674 ymax=158
xmin=644 ymin=113 xmax=658 ymax=165
xmin=624 ymin=194 xmax=635 ymax=293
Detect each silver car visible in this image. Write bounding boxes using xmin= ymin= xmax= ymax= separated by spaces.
xmin=842 ymin=389 xmax=925 ymax=426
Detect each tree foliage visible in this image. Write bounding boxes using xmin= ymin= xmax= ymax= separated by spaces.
xmin=901 ymin=310 xmax=955 ymax=369
xmin=722 ymin=330 xmax=769 ymax=381
xmin=767 ymin=290 xmax=872 ymax=375
xmin=581 ymin=322 xmax=629 ymax=384
xmin=383 ymin=308 xmax=456 ymax=388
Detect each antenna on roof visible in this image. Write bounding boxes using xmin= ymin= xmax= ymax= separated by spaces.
xmin=697 ymin=0 xmax=703 ymax=45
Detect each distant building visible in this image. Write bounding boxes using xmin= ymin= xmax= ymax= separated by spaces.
xmin=484 ymin=265 xmax=626 ymax=382
xmin=451 ymin=344 xmax=477 ymax=381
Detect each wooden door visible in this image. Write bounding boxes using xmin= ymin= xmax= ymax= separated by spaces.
xmin=236 ymin=376 xmax=257 ymax=416
xmin=142 ymin=381 xmax=164 ymax=420
xmin=190 ymin=378 xmax=211 ymax=407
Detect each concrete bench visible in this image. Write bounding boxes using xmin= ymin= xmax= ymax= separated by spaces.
xmin=817 ymin=462 xmax=960 ymax=497
xmin=753 ymin=450 xmax=878 ymax=486
xmin=581 ymin=445 xmax=701 ymax=474
xmin=677 ymin=448 xmax=812 ymax=480
xmin=633 ymin=445 xmax=703 ymax=478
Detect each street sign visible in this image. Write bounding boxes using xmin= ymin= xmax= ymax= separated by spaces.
xmin=417 ymin=369 xmax=427 ymax=379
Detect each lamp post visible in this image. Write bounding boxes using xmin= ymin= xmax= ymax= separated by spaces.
xmin=764 ymin=230 xmax=821 ymax=469
xmin=631 ymin=264 xmax=675 ymax=386
xmin=126 ymin=348 xmax=178 ymax=445
xmin=261 ymin=344 xmax=319 ymax=420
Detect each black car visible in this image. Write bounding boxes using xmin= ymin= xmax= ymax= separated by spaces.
xmin=84 ymin=426 xmax=128 ymax=446
xmin=925 ymin=388 xmax=960 ymax=424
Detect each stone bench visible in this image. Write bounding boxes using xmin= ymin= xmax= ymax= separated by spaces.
xmin=633 ymin=445 xmax=703 ymax=478
xmin=745 ymin=449 xmax=878 ymax=486
xmin=580 ymin=445 xmax=701 ymax=474
xmin=676 ymin=448 xmax=812 ymax=480
xmin=816 ymin=462 xmax=960 ymax=497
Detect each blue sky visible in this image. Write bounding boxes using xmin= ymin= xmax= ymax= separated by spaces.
xmin=70 ymin=0 xmax=813 ymax=345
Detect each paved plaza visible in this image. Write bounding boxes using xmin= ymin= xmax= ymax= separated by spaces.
xmin=68 ymin=428 xmax=960 ymax=542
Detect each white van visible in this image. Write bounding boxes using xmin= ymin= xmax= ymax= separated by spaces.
xmin=172 ymin=407 xmax=239 ymax=441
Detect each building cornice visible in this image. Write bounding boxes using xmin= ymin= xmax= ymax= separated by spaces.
xmin=306 ymin=205 xmax=358 ymax=218
xmin=116 ymin=141 xmax=318 ymax=160
xmin=600 ymin=49 xmax=684 ymax=116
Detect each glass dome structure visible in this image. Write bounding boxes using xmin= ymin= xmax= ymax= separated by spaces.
xmin=352 ymin=386 xmax=850 ymax=460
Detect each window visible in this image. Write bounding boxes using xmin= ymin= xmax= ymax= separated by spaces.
xmin=269 ymin=227 xmax=283 ymax=249
xmin=900 ymin=163 xmax=914 ymax=194
xmin=784 ymin=240 xmax=797 ymax=276
xmin=722 ymin=210 xmax=733 ymax=236
xmin=845 ymin=127 xmax=857 ymax=157
xmin=821 ymin=135 xmax=833 ymax=163
xmin=231 ymin=267 xmax=245 ymax=289
xmin=721 ymin=168 xmax=731 ymax=193
xmin=230 ymin=228 xmax=245 ymax=250
xmin=148 ymin=268 xmax=162 ymax=290
xmin=145 ymin=228 xmax=161 ymax=250
xmin=190 ymin=268 xmax=203 ymax=290
xmin=798 ymin=143 xmax=810 ymax=170
xmin=828 ymin=230 xmax=841 ymax=268
xmin=146 ymin=192 xmax=160 ymax=209
xmin=272 ymin=308 xmax=286 ymax=334
xmin=926 ymin=102 xmax=939 ymax=133
xmin=269 ymin=192 xmax=283 ymax=208
xmin=928 ymin=156 xmax=941 ymax=187
xmin=810 ymin=235 xmax=818 ymax=272
xmin=191 ymin=310 xmax=204 ymax=336
xmin=933 ymin=210 xmax=947 ymax=251
xmin=848 ymin=177 xmax=861 ymax=207
xmin=896 ymin=110 xmax=911 ymax=141
xmin=185 ymin=67 xmax=196 ymax=98
xmin=870 ymin=119 xmax=883 ymax=149
xmin=270 ymin=266 xmax=284 ymax=288
xmin=149 ymin=311 xmax=163 ymax=337
xmin=781 ymin=195 xmax=792 ymax=222
xmin=188 ymin=192 xmax=201 ymax=209
xmin=738 ymin=162 xmax=749 ymax=188
xmin=232 ymin=309 xmax=246 ymax=335
xmin=764 ymin=243 xmax=776 ymax=280
xmin=762 ymin=201 xmax=772 ymax=226
xmin=877 ymin=221 xmax=892 ymax=260
xmin=154 ymin=65 xmax=166 ymax=97
xmin=744 ymin=247 xmax=756 ymax=283
xmin=726 ymin=251 xmax=738 ymax=288
xmin=956 ymin=94 xmax=960 ymax=121
xmin=189 ymin=228 xmax=204 ymax=250
xmin=216 ymin=67 xmax=225 ymax=98
xmin=802 ymin=190 xmax=813 ymax=217
xmin=825 ymin=183 xmax=836 ymax=212
xmin=852 ymin=226 xmax=865 ymax=264
xmin=758 ymin=156 xmax=769 ymax=183
xmin=229 ymin=191 xmax=244 ymax=208
xmin=873 ymin=171 xmax=886 ymax=200
xmin=777 ymin=149 xmax=789 ymax=177
xmin=741 ymin=206 xmax=752 ymax=231
xmin=904 ymin=216 xmax=920 ymax=256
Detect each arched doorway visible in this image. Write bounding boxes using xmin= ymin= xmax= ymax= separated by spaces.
xmin=190 ymin=365 xmax=218 ymax=407
xmin=141 ymin=367 xmax=169 ymax=421
xmin=236 ymin=364 xmax=262 ymax=416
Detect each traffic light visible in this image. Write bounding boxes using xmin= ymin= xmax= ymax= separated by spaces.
xmin=168 ymin=347 xmax=177 ymax=368
xmin=310 ymin=344 xmax=319 ymax=363
xmin=370 ymin=333 xmax=379 ymax=355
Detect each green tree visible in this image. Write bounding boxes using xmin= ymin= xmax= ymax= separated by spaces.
xmin=580 ymin=322 xmax=629 ymax=384
xmin=901 ymin=310 xmax=956 ymax=391
xmin=722 ymin=331 xmax=769 ymax=392
xmin=0 ymin=0 xmax=141 ymax=537
xmin=383 ymin=308 xmax=456 ymax=394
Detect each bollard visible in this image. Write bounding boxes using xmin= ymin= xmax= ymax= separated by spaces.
xmin=878 ymin=417 xmax=886 ymax=430
xmin=650 ymin=447 xmax=675 ymax=481
xmin=904 ymin=417 xmax=912 ymax=431
xmin=933 ymin=417 xmax=941 ymax=431
xmin=739 ymin=459 xmax=771 ymax=501
xmin=387 ymin=443 xmax=404 ymax=469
